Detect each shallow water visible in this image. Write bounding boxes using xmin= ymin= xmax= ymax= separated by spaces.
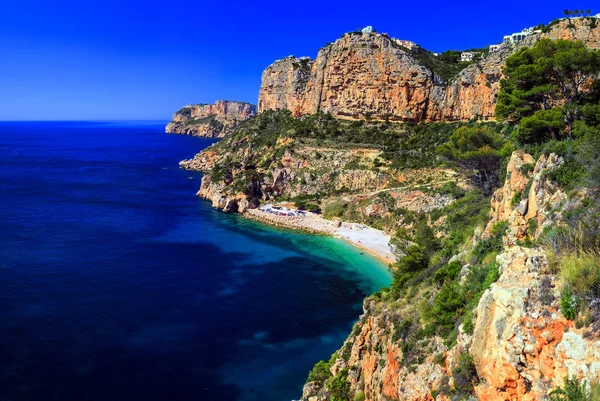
xmin=0 ymin=121 xmax=391 ymax=401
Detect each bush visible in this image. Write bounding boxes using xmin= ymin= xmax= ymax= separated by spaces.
xmin=430 ymin=282 xmax=463 ymax=336
xmin=452 ymin=353 xmax=478 ymax=395
xmin=472 ymin=228 xmax=505 ymax=264
xmin=560 ymin=252 xmax=600 ymax=298
xmin=549 ymin=377 xmax=594 ymax=401
xmin=307 ymin=360 xmax=333 ymax=383
xmin=353 ymin=391 xmax=365 ymax=401
xmin=520 ymin=163 xmax=535 ymax=175
xmin=323 ymin=201 xmax=348 ymax=219
xmin=561 ymin=286 xmax=579 ymax=320
xmin=433 ymin=261 xmax=462 ymax=283
xmin=326 ymin=368 xmax=350 ymax=401
xmin=528 ymin=218 xmax=539 ymax=237
xmin=515 ymin=108 xmax=567 ymax=144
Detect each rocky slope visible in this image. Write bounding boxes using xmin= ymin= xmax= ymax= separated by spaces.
xmin=165 ymin=100 xmax=256 ymax=138
xmin=300 ymin=151 xmax=598 ymax=401
xmin=179 ymin=112 xmax=468 ymax=234
xmin=258 ymin=18 xmax=600 ymax=123
xmin=175 ymin=18 xmax=600 ymax=401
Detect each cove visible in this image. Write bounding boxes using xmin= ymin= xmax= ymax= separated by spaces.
xmin=0 ymin=121 xmax=391 ymax=401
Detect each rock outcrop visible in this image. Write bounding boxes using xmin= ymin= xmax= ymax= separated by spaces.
xmin=180 ymin=144 xmax=393 ymax=215
xmin=485 ymin=151 xmax=567 ymax=244
xmin=299 ymin=149 xmax=598 ymax=401
xmin=258 ymin=19 xmax=599 ymax=123
xmin=471 ymin=246 xmax=600 ymax=401
xmin=166 ymin=100 xmax=256 ymax=138
xmin=302 ymin=300 xmax=448 ymax=401
xmin=542 ymin=18 xmax=600 ymax=49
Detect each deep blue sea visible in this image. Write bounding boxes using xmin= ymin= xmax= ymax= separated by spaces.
xmin=0 ymin=121 xmax=391 ymax=401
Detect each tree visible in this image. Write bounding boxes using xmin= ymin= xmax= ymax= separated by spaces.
xmin=515 ymin=107 xmax=567 ymax=143
xmin=437 ymin=126 xmax=505 ymax=195
xmin=563 ymin=9 xmax=570 ymax=17
xmin=496 ymin=39 xmax=600 ymax=133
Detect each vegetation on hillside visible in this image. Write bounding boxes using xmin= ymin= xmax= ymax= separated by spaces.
xmin=495 ymin=38 xmax=600 ymax=333
xmin=195 ymin=35 xmax=600 ymax=400
xmin=303 ymin=37 xmax=600 ymax=400
xmin=407 ymin=47 xmax=487 ymax=85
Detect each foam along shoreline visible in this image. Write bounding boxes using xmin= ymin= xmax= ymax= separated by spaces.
xmin=244 ymin=205 xmax=397 ymax=265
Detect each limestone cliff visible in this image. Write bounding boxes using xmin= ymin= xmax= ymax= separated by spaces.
xmin=165 ymin=100 xmax=256 ymax=138
xmin=300 ymin=151 xmax=598 ymax=401
xmin=178 ymin=113 xmax=466 ymax=232
xmin=484 ymin=151 xmax=568 ymax=245
xmin=258 ymin=19 xmax=600 ymax=123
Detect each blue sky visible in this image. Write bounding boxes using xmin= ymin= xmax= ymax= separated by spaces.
xmin=0 ymin=1 xmax=578 ymax=120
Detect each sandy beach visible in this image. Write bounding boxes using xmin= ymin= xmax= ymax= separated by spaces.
xmin=244 ymin=207 xmax=397 ymax=265
xmin=334 ymin=222 xmax=396 ymax=265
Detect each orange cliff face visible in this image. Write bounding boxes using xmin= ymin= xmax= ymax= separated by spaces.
xmin=258 ymin=33 xmax=435 ymax=122
xmin=258 ymin=19 xmax=600 ymax=123
xmin=166 ymin=100 xmax=256 ymax=138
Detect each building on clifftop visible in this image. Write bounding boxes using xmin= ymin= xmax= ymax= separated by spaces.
xmin=503 ymin=27 xmax=538 ymax=45
xmin=460 ymin=52 xmax=475 ymax=62
xmin=361 ymin=26 xmax=373 ymax=33
xmin=489 ymin=43 xmax=503 ymax=52
xmin=392 ymin=39 xmax=419 ymax=50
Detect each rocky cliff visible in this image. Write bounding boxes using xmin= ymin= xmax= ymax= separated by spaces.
xmin=178 ymin=112 xmax=467 ymax=234
xmin=165 ymin=100 xmax=256 ymax=138
xmin=258 ymin=18 xmax=600 ymax=123
xmin=300 ymin=151 xmax=599 ymax=401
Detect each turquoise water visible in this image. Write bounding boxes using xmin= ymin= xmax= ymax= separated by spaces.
xmin=0 ymin=121 xmax=391 ymax=401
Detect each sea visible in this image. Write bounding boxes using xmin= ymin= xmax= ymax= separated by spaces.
xmin=0 ymin=121 xmax=391 ymax=401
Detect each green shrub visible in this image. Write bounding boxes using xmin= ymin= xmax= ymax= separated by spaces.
xmin=549 ymin=377 xmax=593 ymax=401
xmin=353 ymin=391 xmax=365 ymax=401
xmin=326 ymin=368 xmax=350 ymax=401
xmin=511 ymin=190 xmax=523 ymax=206
xmin=548 ymin=160 xmax=586 ymax=190
xmin=433 ymin=261 xmax=462 ymax=283
xmin=323 ymin=201 xmax=348 ymax=219
xmin=561 ymin=286 xmax=579 ymax=320
xmin=473 ymin=233 xmax=504 ymax=264
xmin=561 ymin=252 xmax=600 ymax=294
xmin=434 ymin=352 xmax=446 ymax=366
xmin=528 ymin=218 xmax=539 ymax=237
xmin=520 ymin=163 xmax=535 ymax=175
xmin=391 ymin=317 xmax=413 ymax=343
xmin=307 ymin=360 xmax=333 ymax=383
xmin=462 ymin=309 xmax=475 ymax=334
xmin=452 ymin=353 xmax=478 ymax=395
xmin=430 ymin=282 xmax=463 ymax=337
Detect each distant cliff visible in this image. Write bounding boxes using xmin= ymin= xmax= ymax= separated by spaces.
xmin=166 ymin=100 xmax=256 ymax=138
xmin=258 ymin=18 xmax=600 ymax=123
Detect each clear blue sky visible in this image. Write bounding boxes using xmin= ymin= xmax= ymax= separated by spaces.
xmin=0 ymin=0 xmax=577 ymax=120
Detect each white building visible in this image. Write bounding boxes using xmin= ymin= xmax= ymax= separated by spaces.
xmin=361 ymin=26 xmax=373 ymax=33
xmin=392 ymin=39 xmax=419 ymax=50
xmin=461 ymin=52 xmax=475 ymax=62
xmin=489 ymin=43 xmax=503 ymax=52
xmin=503 ymin=28 xmax=535 ymax=45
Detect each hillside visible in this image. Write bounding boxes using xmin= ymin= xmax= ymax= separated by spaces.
xmin=180 ymin=16 xmax=600 ymax=401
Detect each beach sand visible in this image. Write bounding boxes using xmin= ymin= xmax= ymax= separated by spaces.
xmin=334 ymin=223 xmax=396 ymax=265
xmin=244 ymin=208 xmax=397 ymax=265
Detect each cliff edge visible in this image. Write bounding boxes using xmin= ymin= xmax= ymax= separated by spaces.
xmin=258 ymin=18 xmax=600 ymax=123
xmin=165 ymin=100 xmax=256 ymax=138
